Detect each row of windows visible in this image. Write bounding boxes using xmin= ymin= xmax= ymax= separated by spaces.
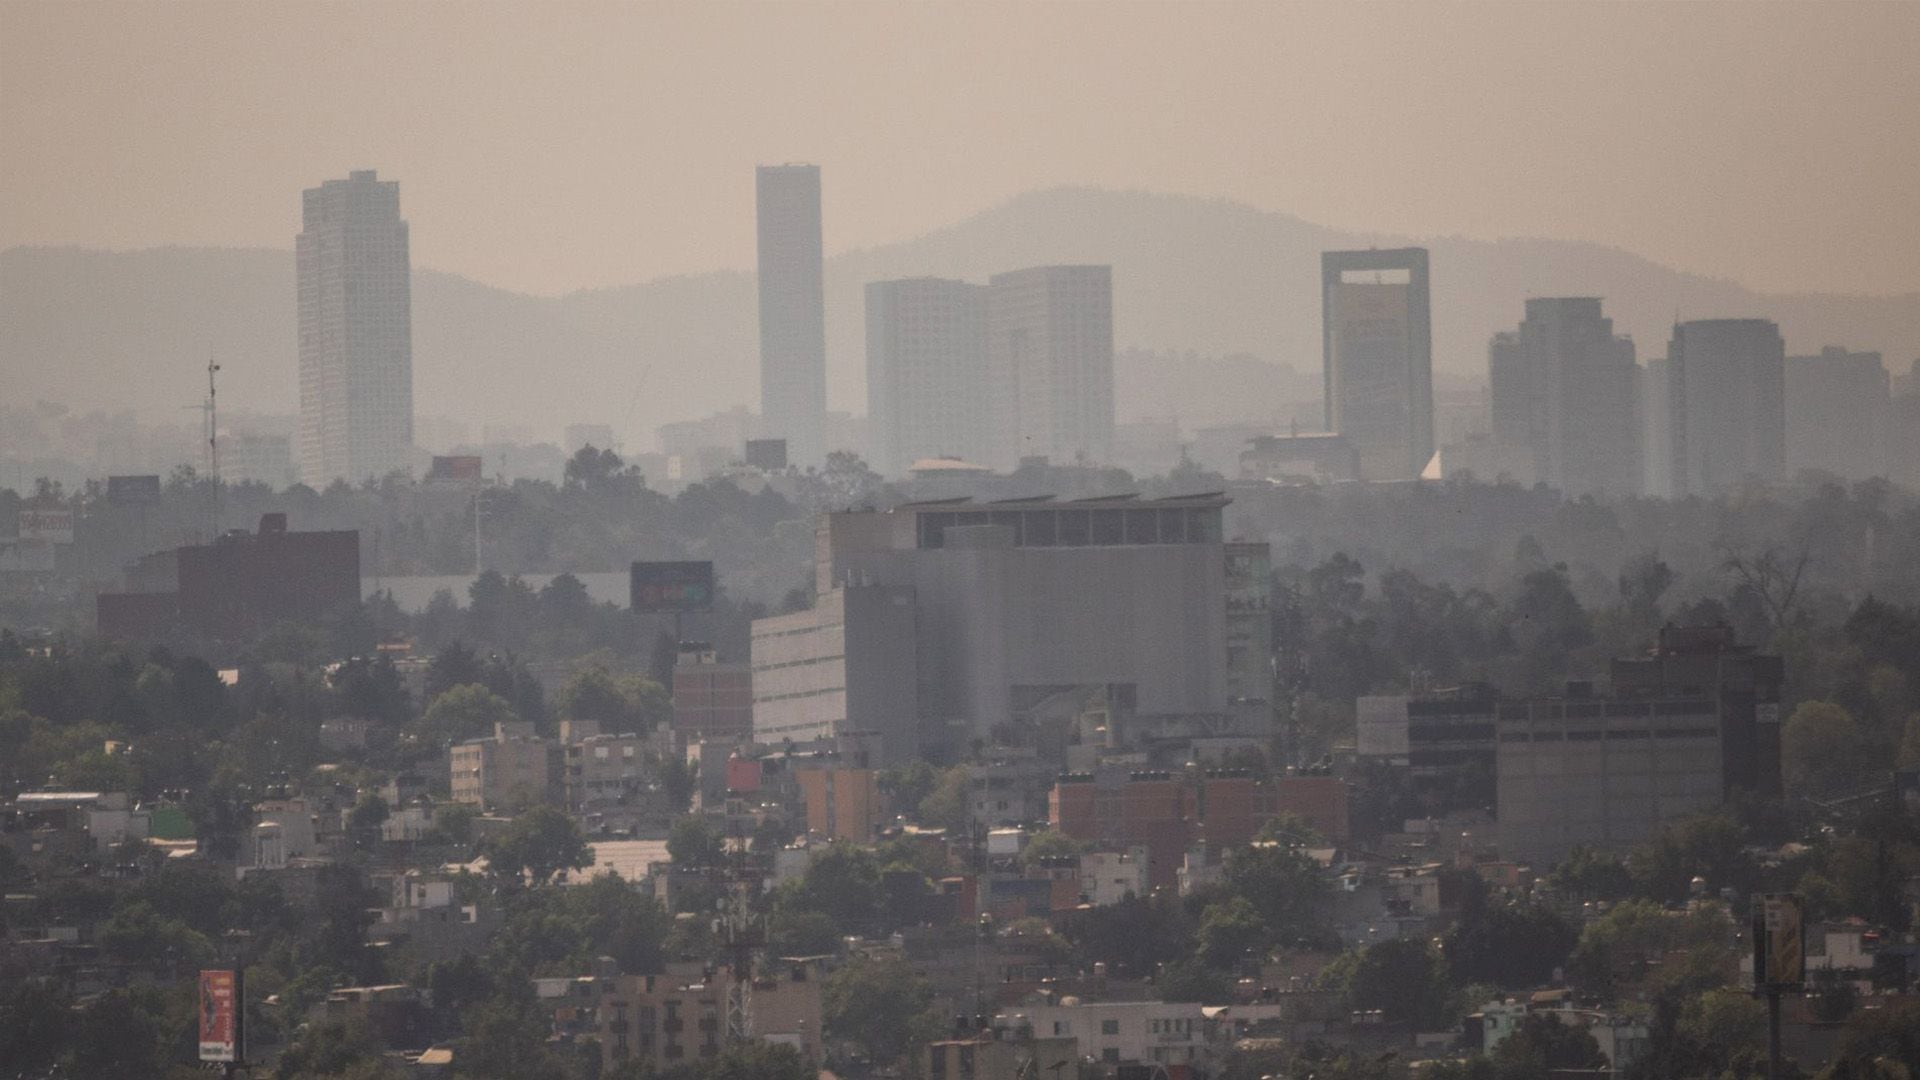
xmin=917 ymin=506 xmax=1223 ymax=549
xmin=754 ymin=684 xmax=847 ymax=705
xmin=752 ymin=620 xmax=844 ymax=642
xmin=1498 ymin=727 xmax=1719 ymax=743
xmin=752 ymin=653 xmax=845 ymax=674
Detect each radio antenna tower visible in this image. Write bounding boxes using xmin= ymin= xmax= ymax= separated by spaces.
xmin=207 ymin=355 xmax=223 ymax=533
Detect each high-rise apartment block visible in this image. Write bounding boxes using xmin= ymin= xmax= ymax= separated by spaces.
xmin=866 ymin=277 xmax=992 ymax=474
xmin=296 ymin=169 xmax=414 ymax=485
xmin=1321 ymin=248 xmax=1433 ymax=481
xmin=1488 ymin=298 xmax=1640 ymax=496
xmin=1785 ymin=347 xmax=1890 ymax=481
xmin=986 ymin=266 xmax=1115 ymax=469
xmin=1667 ymin=319 xmax=1786 ymax=496
xmin=756 ymin=164 xmax=828 ymax=467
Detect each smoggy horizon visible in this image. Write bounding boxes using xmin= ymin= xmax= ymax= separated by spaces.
xmin=4 ymin=2 xmax=1918 ymax=298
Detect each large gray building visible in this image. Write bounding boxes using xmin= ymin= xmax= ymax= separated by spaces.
xmin=866 ymin=277 xmax=992 ymax=475
xmin=986 ymin=266 xmax=1115 ymax=470
xmin=752 ymin=494 xmax=1244 ymax=763
xmin=1488 ymin=298 xmax=1640 ymax=496
xmin=1321 ymin=248 xmax=1433 ymax=481
xmin=296 ymin=169 xmax=414 ymax=485
xmin=1785 ymin=346 xmax=1890 ymax=481
xmin=756 ymin=164 xmax=828 ymax=467
xmin=750 ymin=584 xmax=919 ymax=759
xmin=1667 ymin=319 xmax=1786 ymax=496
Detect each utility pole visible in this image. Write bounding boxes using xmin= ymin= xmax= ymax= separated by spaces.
xmin=207 ymin=356 xmax=223 ymax=534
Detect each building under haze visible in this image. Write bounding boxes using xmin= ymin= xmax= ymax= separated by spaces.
xmin=756 ymin=164 xmax=828 ymax=467
xmin=866 ymin=277 xmax=992 ymax=475
xmin=1488 ymin=298 xmax=1640 ymax=496
xmin=1667 ymin=319 xmax=1786 ymax=496
xmin=752 ymin=495 xmax=1242 ymax=764
xmin=1785 ymin=347 xmax=1890 ymax=481
xmin=1321 ymin=248 xmax=1434 ymax=481
xmin=986 ymin=266 xmax=1115 ymax=470
xmin=296 ymin=169 xmax=414 ymax=485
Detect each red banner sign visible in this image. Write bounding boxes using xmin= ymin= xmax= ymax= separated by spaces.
xmin=199 ymin=969 xmax=238 ymax=1062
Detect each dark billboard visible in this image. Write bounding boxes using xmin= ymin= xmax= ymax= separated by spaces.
xmin=631 ymin=560 xmax=714 ymax=613
xmin=107 ymin=474 xmax=162 ymax=505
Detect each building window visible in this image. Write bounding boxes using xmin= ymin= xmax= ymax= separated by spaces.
xmin=1101 ymin=1019 xmax=1120 ymax=1035
xmin=1103 ymin=1049 xmax=1120 ymax=1063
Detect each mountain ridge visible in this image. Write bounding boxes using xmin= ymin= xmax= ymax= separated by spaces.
xmin=6 ymin=187 xmax=1917 ymax=445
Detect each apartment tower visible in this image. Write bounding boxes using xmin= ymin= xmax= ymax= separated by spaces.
xmin=986 ymin=265 xmax=1115 ymax=469
xmin=1488 ymin=298 xmax=1640 ymax=496
xmin=756 ymin=164 xmax=828 ymax=467
xmin=296 ymin=169 xmax=414 ymax=485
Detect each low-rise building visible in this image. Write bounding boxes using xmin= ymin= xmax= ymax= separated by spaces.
xmin=598 ymin=959 xmax=824 ymax=1074
xmin=451 ymin=723 xmax=559 ymax=809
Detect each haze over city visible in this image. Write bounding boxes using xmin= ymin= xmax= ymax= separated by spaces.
xmin=4 ymin=5 xmax=1920 ymax=1080
xmin=5 ymin=2 xmax=1918 ymax=296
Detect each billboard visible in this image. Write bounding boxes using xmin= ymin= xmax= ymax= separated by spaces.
xmin=631 ymin=560 xmax=714 ymax=613
xmin=199 ymin=969 xmax=239 ymax=1062
xmin=107 ymin=474 xmax=162 ymax=505
xmin=17 ymin=508 xmax=74 ymax=544
xmin=1752 ymin=893 xmax=1805 ymax=988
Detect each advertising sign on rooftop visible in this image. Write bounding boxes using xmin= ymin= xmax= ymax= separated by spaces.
xmin=631 ymin=560 xmax=714 ymax=613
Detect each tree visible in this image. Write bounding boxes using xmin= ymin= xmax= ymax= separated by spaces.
xmin=558 ymin=666 xmax=671 ymax=733
xmin=1569 ymin=898 xmax=1736 ymax=1004
xmin=823 ymin=956 xmax=938 ymax=1069
xmin=346 ymin=793 xmax=389 ymax=847
xmin=1782 ymin=701 xmax=1876 ymax=796
xmin=1618 ymin=551 xmax=1675 ymax=622
xmin=1323 ymin=938 xmax=1455 ymax=1028
xmin=1223 ymin=845 xmax=1333 ymax=948
xmin=415 ymin=683 xmax=517 ymax=748
xmin=1196 ymin=895 xmax=1267 ymax=969
xmin=667 ymin=814 xmax=726 ymax=870
xmin=1491 ymin=1014 xmax=1607 ymax=1077
xmin=482 ymin=805 xmax=593 ymax=888
xmin=919 ymin=764 xmax=972 ymax=832
xmin=423 ymin=640 xmax=485 ymax=702
xmin=1442 ymin=896 xmax=1577 ymax=990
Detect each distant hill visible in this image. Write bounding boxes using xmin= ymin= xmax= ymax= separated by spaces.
xmin=5 ymin=187 xmax=1917 ymax=443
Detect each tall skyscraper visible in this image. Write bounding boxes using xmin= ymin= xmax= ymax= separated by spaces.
xmin=986 ymin=265 xmax=1114 ymax=469
xmin=866 ymin=277 xmax=991 ymax=475
xmin=1487 ymin=298 xmax=1640 ymax=496
xmin=296 ymin=169 xmax=413 ymax=486
xmin=1321 ymin=248 xmax=1433 ymax=480
xmin=1667 ymin=319 xmax=1786 ymax=496
xmin=1641 ymin=358 xmax=1674 ymax=498
xmin=756 ymin=164 xmax=828 ymax=467
xmin=1784 ymin=347 xmax=1890 ymax=481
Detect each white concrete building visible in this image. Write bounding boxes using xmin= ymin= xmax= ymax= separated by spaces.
xmin=296 ymin=169 xmax=414 ymax=485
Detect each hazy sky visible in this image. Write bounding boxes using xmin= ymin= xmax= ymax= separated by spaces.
xmin=4 ymin=1 xmax=1917 ymax=298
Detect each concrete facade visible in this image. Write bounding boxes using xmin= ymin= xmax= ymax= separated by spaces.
xmin=757 ymin=164 xmax=828 ymax=466
xmin=297 ymin=169 xmax=413 ymax=485
xmin=1785 ymin=346 xmax=1891 ymax=481
xmin=807 ymin=496 xmax=1232 ymax=759
xmin=986 ymin=266 xmax=1114 ymax=469
xmin=750 ymin=585 xmax=920 ymax=761
xmin=1488 ymin=297 xmax=1640 ymax=496
xmin=1668 ymin=319 xmax=1786 ymax=495
xmin=867 ymin=277 xmax=993 ymax=475
xmin=1321 ymin=248 xmax=1433 ymax=481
